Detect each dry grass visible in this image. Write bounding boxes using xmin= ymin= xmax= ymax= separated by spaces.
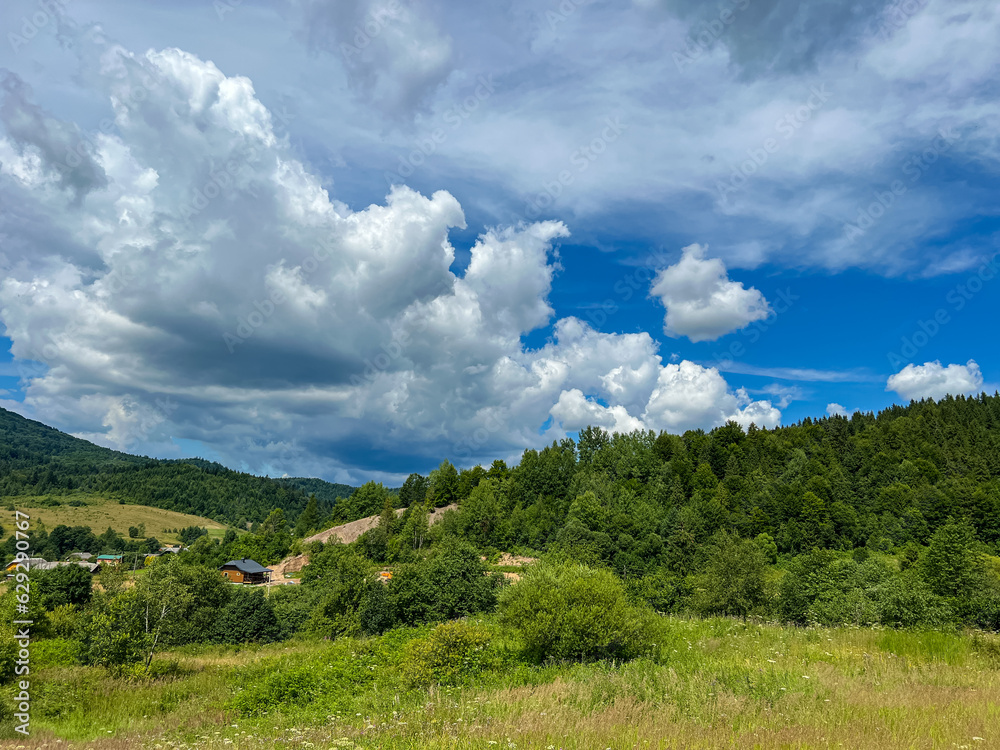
xmin=1 ymin=494 xmax=229 ymax=545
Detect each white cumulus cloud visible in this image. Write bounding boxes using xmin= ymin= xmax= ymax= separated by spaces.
xmin=650 ymin=244 xmax=771 ymax=342
xmin=826 ymin=403 xmax=848 ymax=417
xmin=886 ymin=360 xmax=984 ymax=402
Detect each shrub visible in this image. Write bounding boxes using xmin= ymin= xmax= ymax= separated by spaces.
xmin=499 ymin=560 xmax=657 ymax=663
xmin=215 ymin=588 xmax=281 ymax=644
xmin=401 ymin=620 xmax=492 ymax=686
xmin=47 ymin=604 xmax=85 ymax=640
xmin=358 ymin=580 xmax=394 ymax=635
xmin=809 ymin=588 xmax=880 ymax=627
xmin=229 ymin=666 xmax=320 ymax=717
xmin=269 ymin=585 xmax=323 ymax=640
xmin=33 ymin=638 xmax=82 ymax=669
xmin=627 ymin=568 xmax=689 ymax=613
xmin=870 ymin=572 xmax=952 ymax=628
xmin=694 ymin=532 xmax=771 ymax=618
xmin=967 ymin=593 xmax=1000 ymax=631
xmin=33 ymin=564 xmax=93 ymax=609
xmin=82 ymin=590 xmax=147 ymax=673
xmin=390 ymin=539 xmax=501 ymax=626
xmin=778 ymin=549 xmax=845 ymax=624
xmin=921 ymin=519 xmax=985 ymax=600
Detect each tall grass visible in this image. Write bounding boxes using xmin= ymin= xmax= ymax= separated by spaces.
xmin=8 ymin=618 xmax=1000 ymax=749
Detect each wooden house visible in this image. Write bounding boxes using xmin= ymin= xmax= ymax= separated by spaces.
xmin=219 ymin=558 xmax=272 ymax=585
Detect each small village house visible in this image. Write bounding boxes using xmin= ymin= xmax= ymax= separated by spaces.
xmin=35 ymin=560 xmax=100 ymax=574
xmin=4 ymin=557 xmax=47 ymax=574
xmin=4 ymin=558 xmax=98 ymax=575
xmin=96 ymin=554 xmax=124 ymax=566
xmin=219 ymin=558 xmax=272 ymax=585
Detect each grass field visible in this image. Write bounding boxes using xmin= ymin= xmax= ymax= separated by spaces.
xmin=1 ymin=494 xmax=230 ymax=545
xmin=9 ymin=617 xmax=1000 ymax=749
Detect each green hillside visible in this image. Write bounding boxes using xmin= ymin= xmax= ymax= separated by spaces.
xmin=275 ymin=476 xmax=358 ymax=503
xmin=0 ymin=406 xmax=350 ymax=526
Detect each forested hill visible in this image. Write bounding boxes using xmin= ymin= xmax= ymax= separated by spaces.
xmin=0 ymin=406 xmax=351 ymax=526
xmin=368 ymin=392 xmax=1000 ymax=566
xmin=276 ymin=477 xmax=359 ymax=504
xmin=0 ymin=406 xmax=147 ymax=467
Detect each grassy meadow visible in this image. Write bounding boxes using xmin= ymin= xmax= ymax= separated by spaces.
xmin=7 ymin=617 xmax=1000 ymax=749
xmin=1 ymin=495 xmax=229 ymax=546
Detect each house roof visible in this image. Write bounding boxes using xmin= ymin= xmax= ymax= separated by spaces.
xmin=25 ymin=560 xmax=99 ymax=573
xmin=5 ymin=557 xmax=47 ymax=570
xmin=67 ymin=552 xmax=93 ymax=560
xmin=219 ymin=558 xmax=272 ymax=574
xmin=96 ymin=554 xmax=124 ymax=560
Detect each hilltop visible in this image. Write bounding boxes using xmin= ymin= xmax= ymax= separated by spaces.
xmin=0 ymin=406 xmax=356 ymax=527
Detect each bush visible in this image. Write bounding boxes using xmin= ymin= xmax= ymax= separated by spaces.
xmin=269 ymin=585 xmax=323 ymax=640
xmin=967 ymin=593 xmax=1000 ymax=631
xmin=921 ymin=519 xmax=985 ymax=600
xmin=401 ymin=620 xmax=492 ymax=686
xmin=499 ymin=560 xmax=657 ymax=663
xmin=693 ymin=532 xmax=771 ymax=618
xmin=33 ymin=564 xmax=93 ymax=609
xmin=809 ymin=588 xmax=881 ymax=627
xmin=778 ymin=549 xmax=845 ymax=624
xmin=81 ymin=590 xmax=147 ymax=673
xmin=358 ymin=580 xmax=394 ymax=635
xmin=214 ymin=588 xmax=281 ymax=644
xmin=390 ymin=539 xmax=501 ymax=626
xmin=627 ymin=568 xmax=689 ymax=613
xmin=32 ymin=638 xmax=82 ymax=669
xmin=872 ymin=573 xmax=952 ymax=628
xmin=229 ymin=665 xmax=320 ymax=717
xmin=47 ymin=604 xmax=85 ymax=640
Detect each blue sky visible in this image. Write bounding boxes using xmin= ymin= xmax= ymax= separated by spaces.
xmin=0 ymin=0 xmax=997 ymax=484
